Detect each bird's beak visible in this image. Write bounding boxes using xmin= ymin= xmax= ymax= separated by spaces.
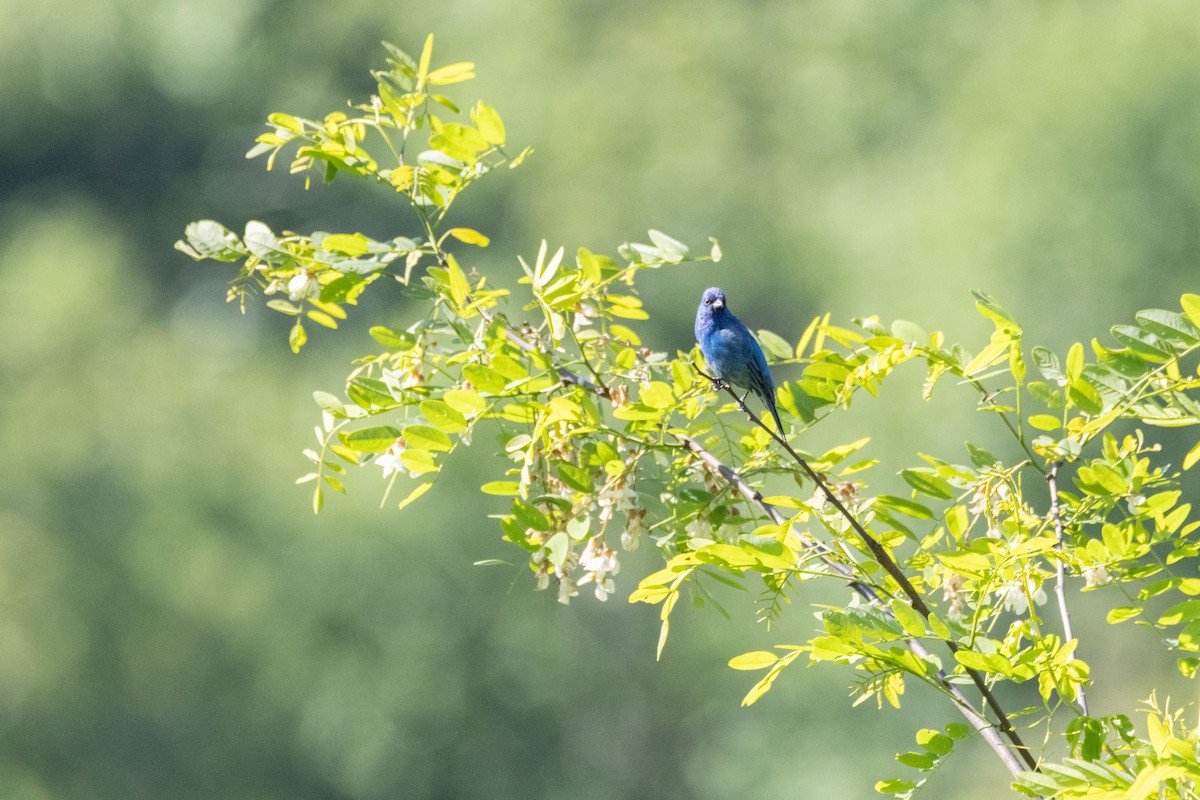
xmin=712 ymin=298 xmax=724 ymax=310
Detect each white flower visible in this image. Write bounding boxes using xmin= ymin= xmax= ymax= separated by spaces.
xmin=995 ymin=582 xmax=1028 ymax=615
xmin=941 ymin=573 xmax=967 ymax=621
xmin=1082 ymin=564 xmax=1112 ymax=588
xmin=287 ymin=270 xmax=320 ymax=301
xmin=995 ymin=576 xmax=1047 ymax=616
xmin=685 ymin=515 xmax=713 ymax=542
xmin=373 ymin=438 xmax=407 ymax=479
xmin=577 ymin=537 xmax=619 ymax=601
xmin=572 ymin=302 xmax=597 ymax=332
xmin=598 ymin=477 xmax=636 ymax=523
xmin=621 ymin=508 xmax=647 ymax=552
xmin=557 ymin=574 xmax=579 ymax=605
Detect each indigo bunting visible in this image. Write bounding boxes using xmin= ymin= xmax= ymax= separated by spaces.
xmin=694 ymin=287 xmax=784 ymax=433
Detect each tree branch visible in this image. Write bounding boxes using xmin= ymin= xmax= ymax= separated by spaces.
xmin=675 ymin=432 xmax=1031 ymax=778
xmin=1048 ymin=460 xmax=1088 ymax=715
xmin=468 ymin=310 xmax=1037 ymax=777
xmin=698 ymin=369 xmax=1037 ymax=771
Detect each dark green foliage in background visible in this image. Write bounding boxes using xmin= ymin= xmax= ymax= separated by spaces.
xmin=6 ymin=3 xmax=1200 ymax=799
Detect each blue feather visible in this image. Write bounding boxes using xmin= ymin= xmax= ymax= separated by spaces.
xmin=695 ymin=287 xmax=784 ymax=433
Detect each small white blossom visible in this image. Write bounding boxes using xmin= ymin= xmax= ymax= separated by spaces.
xmin=941 ymin=573 xmax=967 ymax=621
xmin=995 ymin=576 xmax=1047 ymax=616
xmin=287 ymin=270 xmax=320 ymax=301
xmin=621 ymin=508 xmax=647 ymax=552
xmin=557 ymin=574 xmax=579 ymax=605
xmin=685 ymin=515 xmax=713 ymax=542
xmin=373 ymin=438 xmax=408 ymax=479
xmin=597 ymin=477 xmax=636 ymax=524
xmin=1082 ymin=564 xmax=1112 ymax=588
xmin=572 ymin=302 xmax=597 ymax=332
xmin=577 ymin=536 xmax=619 ymax=601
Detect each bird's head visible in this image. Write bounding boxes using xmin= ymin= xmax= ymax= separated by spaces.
xmin=700 ymin=287 xmax=726 ymax=313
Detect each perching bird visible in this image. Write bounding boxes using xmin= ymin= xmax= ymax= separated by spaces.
xmin=695 ymin=287 xmax=784 ymax=434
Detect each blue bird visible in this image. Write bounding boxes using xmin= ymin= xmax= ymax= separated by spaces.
xmin=695 ymin=287 xmax=784 ymax=434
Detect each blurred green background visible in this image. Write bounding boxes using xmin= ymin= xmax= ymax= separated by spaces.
xmin=4 ymin=2 xmax=1200 ymax=798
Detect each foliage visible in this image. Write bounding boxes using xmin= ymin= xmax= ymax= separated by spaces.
xmin=179 ymin=36 xmax=1200 ymax=798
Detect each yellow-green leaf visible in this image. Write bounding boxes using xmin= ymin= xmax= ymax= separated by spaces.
xmin=417 ymin=34 xmax=434 ymax=86
xmin=427 ymin=62 xmax=476 ymax=85
xmin=472 ymin=101 xmax=505 ymax=145
xmin=1184 ymin=439 xmax=1200 ymax=470
xmin=480 ymin=481 xmax=520 ymax=496
xmin=1028 ymin=414 xmax=1061 ymax=431
xmin=403 ymin=425 xmax=452 ymax=452
xmin=420 ymin=399 xmax=467 ymax=432
xmin=890 ymin=599 xmax=926 ymax=637
xmin=728 ymin=651 xmax=779 ymax=671
xmin=447 ymin=227 xmax=490 ymax=247
xmin=397 ymin=481 xmax=434 ymax=509
xmin=344 ymin=425 xmax=402 ymax=453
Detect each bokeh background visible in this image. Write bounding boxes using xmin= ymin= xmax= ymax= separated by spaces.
xmin=4 ymin=2 xmax=1200 ymax=798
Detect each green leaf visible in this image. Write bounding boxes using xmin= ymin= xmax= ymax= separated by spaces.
xmin=420 ymin=399 xmax=467 ymax=432
xmin=462 ymin=364 xmax=508 ymax=394
xmin=965 ymin=442 xmax=998 ymax=468
xmin=1183 ymin=439 xmax=1200 ymax=471
xmin=916 ymin=730 xmax=954 ymax=757
xmin=895 ymin=752 xmax=934 ymax=770
xmin=400 ymin=448 xmax=438 ymax=475
xmin=900 ymin=469 xmax=953 ymax=500
xmin=403 ymin=424 xmax=453 ymax=452
xmin=890 ymin=599 xmax=926 ymax=637
xmin=972 ymin=290 xmax=1019 ymax=332
xmin=397 ymin=481 xmax=434 ymax=509
xmin=891 ymin=319 xmax=927 ymax=343
xmin=369 ymin=326 xmax=416 ymax=350
xmin=1111 ymin=324 xmax=1172 ymax=361
xmin=554 ymin=462 xmax=595 ymax=493
xmin=344 ymin=425 xmax=402 ymax=453
xmin=1182 ymin=293 xmax=1200 ymax=329
xmin=447 ymin=227 xmax=490 ymax=247
xmin=471 ymin=101 xmax=505 ymax=145
xmin=427 ymin=61 xmax=476 ymax=85
xmin=313 ymin=391 xmax=346 ymax=416
xmin=756 ymin=329 xmax=793 ymax=361
xmin=647 ymin=229 xmax=689 ymax=262
xmin=1032 ymin=346 xmax=1064 ymax=384
xmin=1027 ymin=414 xmax=1061 ymax=431
xmin=875 ymin=495 xmax=934 ymax=520
xmin=289 ymin=318 xmax=307 ymax=353
xmin=444 ymin=388 xmax=486 ymax=417
xmin=728 ymin=651 xmax=779 ymax=670
xmin=321 ymin=232 xmax=370 ymax=255
xmin=513 ymin=498 xmax=550 ymax=532
xmin=480 ymin=481 xmax=520 ymax=496
xmin=954 ymin=650 xmax=1011 ymax=676
xmin=875 ymin=778 xmax=916 ymax=794
xmin=1136 ymin=309 xmax=1200 ymax=347
xmin=1106 ymin=606 xmax=1141 ymax=624
xmin=937 ymin=550 xmax=991 ymax=577
xmin=176 ymin=219 xmax=247 ymax=261
xmin=244 ymin=220 xmax=281 ymax=259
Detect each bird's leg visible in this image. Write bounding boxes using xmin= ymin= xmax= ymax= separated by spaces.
xmin=691 ymin=359 xmax=726 ymax=393
xmin=736 ymin=390 xmax=752 ymax=414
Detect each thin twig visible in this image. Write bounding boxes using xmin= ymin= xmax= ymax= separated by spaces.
xmin=1048 ymin=461 xmax=1089 ymax=715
